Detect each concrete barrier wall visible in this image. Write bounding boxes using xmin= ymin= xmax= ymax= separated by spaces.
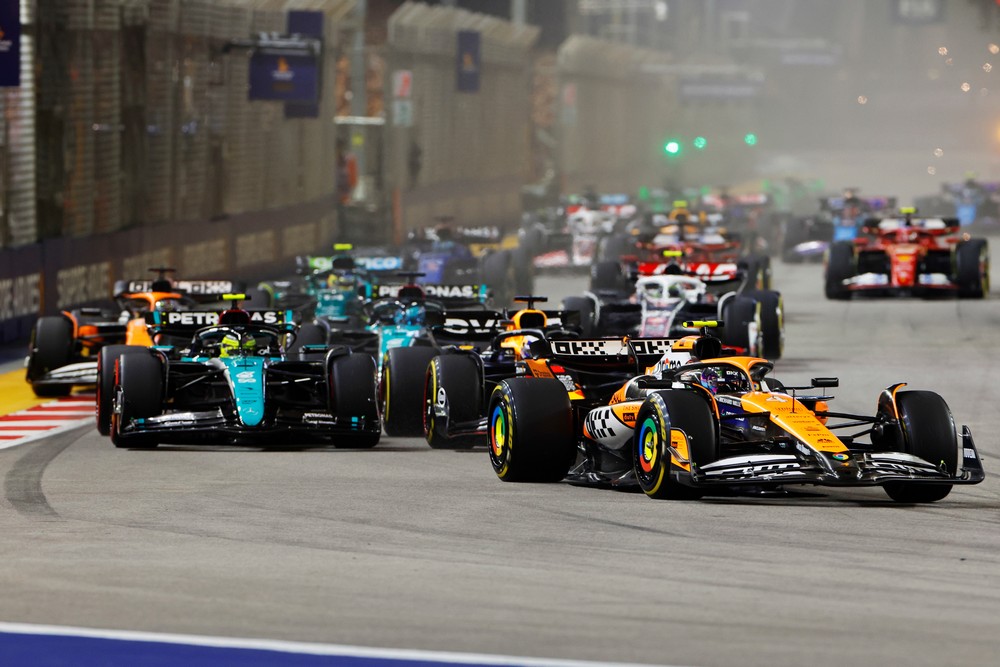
xmin=0 ymin=196 xmax=337 ymax=343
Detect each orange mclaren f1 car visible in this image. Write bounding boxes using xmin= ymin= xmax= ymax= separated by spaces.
xmin=487 ymin=325 xmax=984 ymax=503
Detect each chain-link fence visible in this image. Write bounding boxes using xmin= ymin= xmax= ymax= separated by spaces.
xmin=10 ymin=0 xmax=345 ymax=249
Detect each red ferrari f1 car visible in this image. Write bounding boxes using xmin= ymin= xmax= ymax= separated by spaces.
xmin=824 ymin=211 xmax=988 ymax=299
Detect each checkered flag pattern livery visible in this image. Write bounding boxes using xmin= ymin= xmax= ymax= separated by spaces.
xmin=551 ymin=338 xmax=674 ymax=357
xmin=584 ymin=407 xmax=616 ymax=440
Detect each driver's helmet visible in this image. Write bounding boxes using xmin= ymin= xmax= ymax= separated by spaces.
xmin=327 ymin=273 xmax=355 ymax=289
xmin=395 ymin=303 xmax=425 ymax=325
xmin=220 ymin=332 xmax=256 ymax=358
xmin=699 ymin=368 xmax=721 ymax=394
xmin=154 ymin=298 xmax=183 ymax=312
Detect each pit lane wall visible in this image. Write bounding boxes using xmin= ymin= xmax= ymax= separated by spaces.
xmin=0 ymin=196 xmax=337 ymax=344
xmin=384 ymin=3 xmax=539 ymax=234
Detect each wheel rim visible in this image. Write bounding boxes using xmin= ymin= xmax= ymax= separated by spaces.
xmin=424 ymin=363 xmax=437 ymax=437
xmin=634 ymin=412 xmax=666 ymax=494
xmin=380 ymin=364 xmax=390 ymax=420
xmin=489 ymin=397 xmax=511 ymax=476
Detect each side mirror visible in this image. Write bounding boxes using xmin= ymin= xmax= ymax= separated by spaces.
xmin=811 ymin=377 xmax=839 ymax=388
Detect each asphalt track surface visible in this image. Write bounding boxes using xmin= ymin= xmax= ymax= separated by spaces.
xmin=2 ymin=261 xmax=1000 ymax=667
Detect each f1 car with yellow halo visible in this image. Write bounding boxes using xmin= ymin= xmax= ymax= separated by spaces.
xmin=488 ymin=324 xmax=984 ymax=503
xmin=100 ymin=295 xmax=380 ymax=449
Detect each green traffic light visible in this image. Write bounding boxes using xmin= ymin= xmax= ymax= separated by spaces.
xmin=664 ymin=140 xmax=681 ymax=155
xmin=693 ymin=136 xmax=707 ymax=150
xmin=744 ymin=133 xmax=758 ymax=146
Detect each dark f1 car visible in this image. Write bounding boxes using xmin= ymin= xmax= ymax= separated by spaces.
xmin=99 ymin=298 xmax=380 ymax=449
xmin=487 ymin=328 xmax=984 ymax=503
xmin=421 ymin=296 xmax=585 ymax=448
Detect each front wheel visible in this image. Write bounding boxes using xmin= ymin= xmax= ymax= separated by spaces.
xmin=111 ymin=352 xmax=162 ymax=449
xmin=561 ymin=296 xmax=596 ymax=337
xmin=488 ymin=378 xmax=576 ymax=482
xmin=381 ymin=347 xmax=438 ymax=437
xmin=882 ymin=390 xmax=957 ymax=503
xmin=634 ymin=391 xmax=718 ymax=500
xmin=330 ymin=353 xmax=380 ymax=448
xmin=97 ymin=345 xmax=144 ymax=436
xmin=745 ymin=290 xmax=783 ymax=360
xmin=425 ymin=354 xmax=483 ymax=449
xmin=824 ymin=241 xmax=855 ymax=300
xmin=721 ymin=296 xmax=756 ymax=352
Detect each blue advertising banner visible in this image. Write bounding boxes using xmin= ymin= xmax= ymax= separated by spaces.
xmin=249 ymin=53 xmax=319 ymax=103
xmin=285 ymin=10 xmax=325 ymax=118
xmin=456 ymin=30 xmax=480 ymax=93
xmin=0 ymin=0 xmax=21 ymax=87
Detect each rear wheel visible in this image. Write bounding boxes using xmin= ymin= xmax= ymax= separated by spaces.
xmin=590 ymin=260 xmax=624 ymax=292
xmin=381 ymin=346 xmax=438 ymax=437
xmin=743 ymin=255 xmax=772 ymax=290
xmin=242 ymin=287 xmax=272 ymax=308
xmin=288 ymin=323 xmax=328 ymax=356
xmin=330 ymin=353 xmax=380 ymax=448
xmin=111 ymin=353 xmax=162 ymax=449
xmin=488 ymin=378 xmax=576 ymax=482
xmin=561 ymin=296 xmax=595 ymax=337
xmin=824 ymin=241 xmax=855 ymax=300
xmin=597 ymin=235 xmax=632 ymax=263
xmin=882 ymin=390 xmax=957 ymax=503
xmin=634 ymin=391 xmax=718 ymax=500
xmin=425 ymin=354 xmax=483 ymax=449
xmin=97 ymin=345 xmax=144 ymax=436
xmin=745 ymin=290 xmax=783 ymax=360
xmin=721 ymin=296 xmax=756 ymax=352
xmin=955 ymin=238 xmax=989 ymax=298
xmin=26 ymin=316 xmax=74 ymax=397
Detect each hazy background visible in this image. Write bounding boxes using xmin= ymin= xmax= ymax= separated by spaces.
xmin=431 ymin=0 xmax=1000 ymax=203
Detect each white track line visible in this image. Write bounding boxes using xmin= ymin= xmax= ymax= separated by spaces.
xmin=0 ymin=622 xmax=690 ymax=667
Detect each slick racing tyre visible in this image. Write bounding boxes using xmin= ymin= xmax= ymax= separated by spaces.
xmin=330 ymin=353 xmax=381 ymax=448
xmin=954 ymin=238 xmax=989 ymax=298
xmin=381 ymin=346 xmax=438 ymax=437
xmin=824 ymin=241 xmax=855 ymax=300
xmin=561 ymin=296 xmax=596 ymax=337
xmin=596 ymin=235 xmax=632 ymax=263
xmin=27 ymin=316 xmax=74 ymax=397
xmin=288 ymin=323 xmax=328 ymax=357
xmin=425 ymin=354 xmax=482 ymax=449
xmin=883 ymin=391 xmax=957 ymax=503
xmin=242 ymin=287 xmax=272 ymax=308
xmin=742 ymin=255 xmax=772 ymax=291
xmin=590 ymin=260 xmax=624 ymax=292
xmin=745 ymin=290 xmax=784 ymax=360
xmin=721 ymin=295 xmax=756 ymax=353
xmin=489 ymin=378 xmax=576 ymax=482
xmin=111 ymin=352 xmax=162 ymax=449
xmin=633 ymin=390 xmax=718 ymax=500
xmin=97 ymin=345 xmax=145 ymax=436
